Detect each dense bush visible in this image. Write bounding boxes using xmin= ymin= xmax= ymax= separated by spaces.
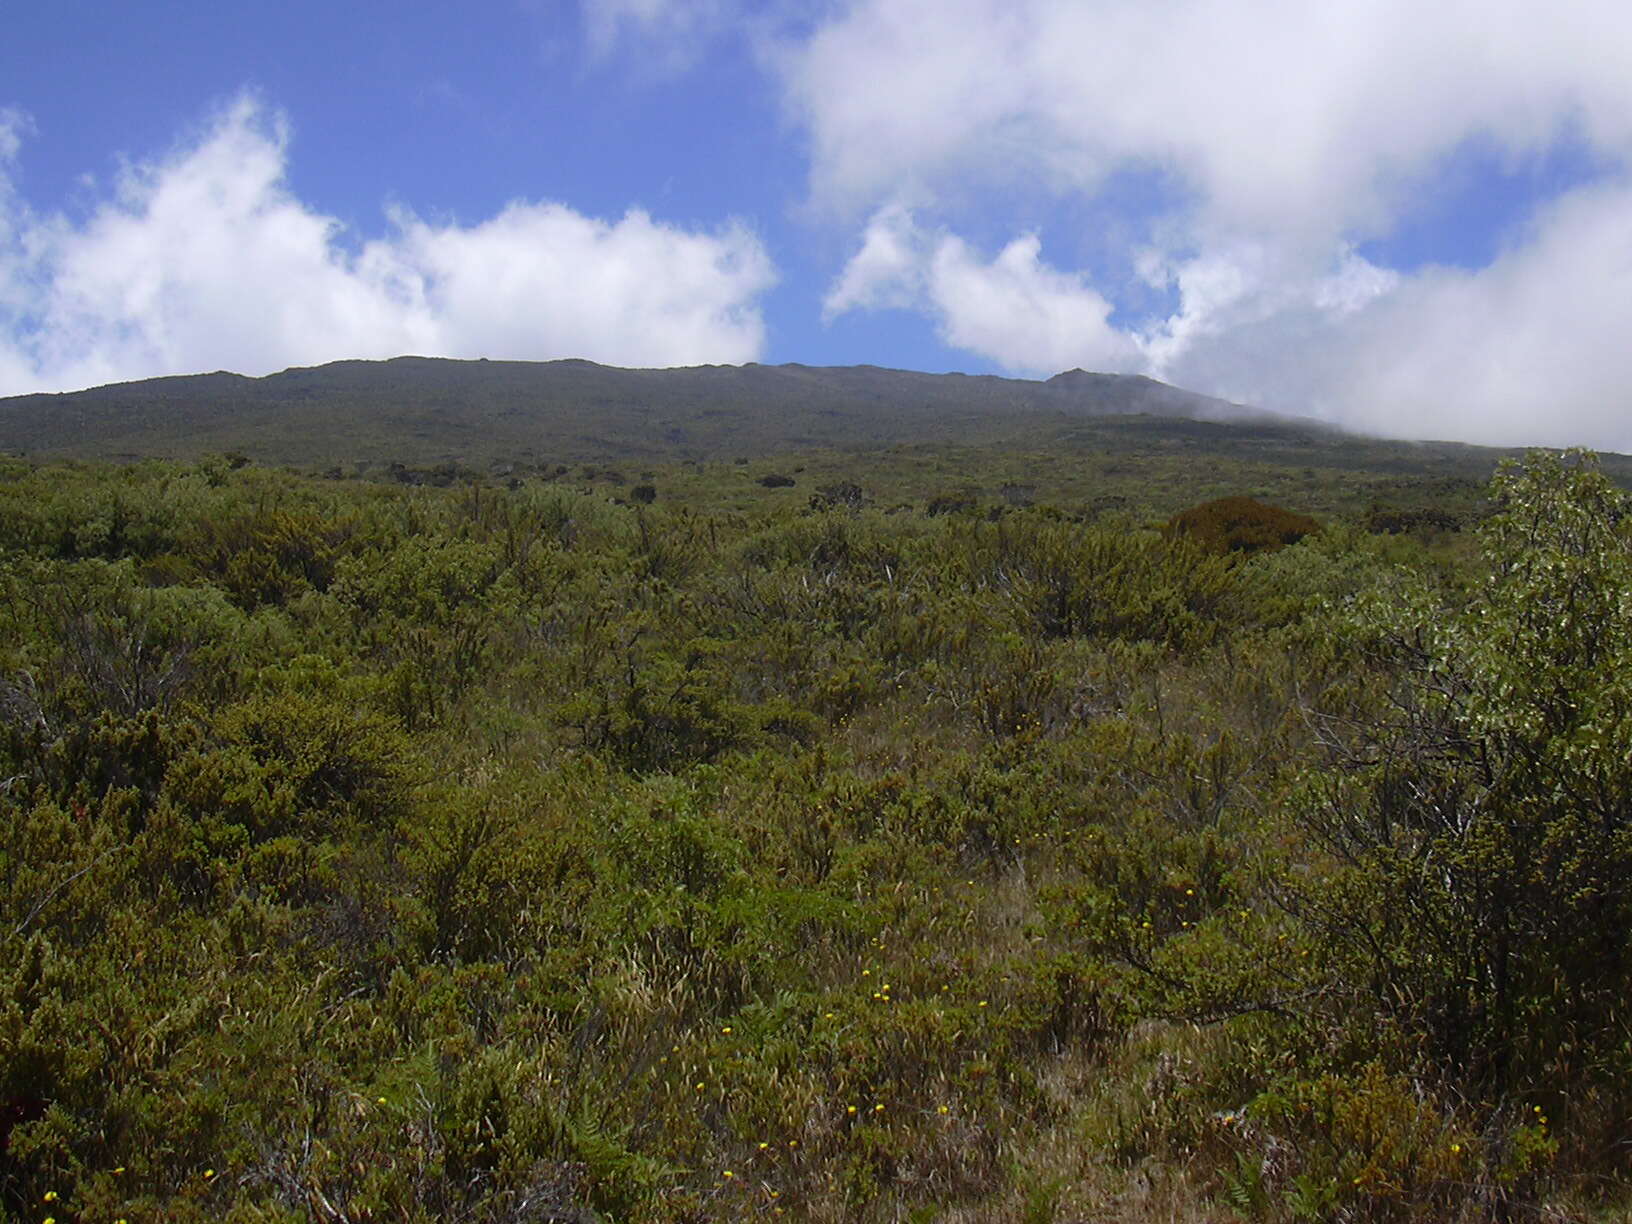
xmin=0 ymin=454 xmax=1625 ymax=1222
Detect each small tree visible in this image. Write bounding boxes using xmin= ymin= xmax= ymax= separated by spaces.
xmin=1295 ymin=450 xmax=1632 ymax=1096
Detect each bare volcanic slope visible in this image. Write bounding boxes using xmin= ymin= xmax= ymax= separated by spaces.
xmin=0 ymin=356 xmax=1310 ymax=467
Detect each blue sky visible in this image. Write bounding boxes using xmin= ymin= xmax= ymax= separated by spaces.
xmin=3 ymin=1 xmax=1632 ymax=448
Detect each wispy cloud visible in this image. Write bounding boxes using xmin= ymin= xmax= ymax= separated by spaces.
xmin=0 ymin=95 xmax=775 ymax=395
xmin=578 ymin=0 xmax=816 ymax=75
xmin=580 ymin=0 xmax=744 ymax=72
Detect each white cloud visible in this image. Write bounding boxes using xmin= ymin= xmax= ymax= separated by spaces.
xmin=581 ymin=0 xmax=744 ymax=70
xmin=821 ymin=202 xmax=925 ymax=317
xmin=0 ymin=109 xmax=28 ymax=162
xmin=1137 ymin=242 xmax=1401 ymax=380
xmin=795 ymin=0 xmax=1632 ymax=446
xmin=825 ymin=183 xmax=1632 ymax=446
xmin=370 ymin=203 xmax=772 ymax=371
xmin=927 ymin=230 xmax=1141 ymax=374
xmin=0 ymin=96 xmax=774 ymax=396
xmin=578 ymin=0 xmax=815 ymax=74
xmin=826 ymin=207 xmax=1139 ymax=374
xmin=785 ymin=0 xmax=1632 ymax=233
xmin=828 ymin=207 xmax=1376 ymax=382
xmin=1165 ymin=176 xmax=1632 ymax=449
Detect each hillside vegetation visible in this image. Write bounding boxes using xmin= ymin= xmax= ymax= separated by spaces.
xmin=1 ymin=447 xmax=1629 ymax=1222
xmin=0 ymin=359 xmax=1273 ymax=467
xmin=7 ymin=358 xmax=1625 ymax=501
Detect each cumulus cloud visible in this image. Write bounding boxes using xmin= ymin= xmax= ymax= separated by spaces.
xmin=826 ymin=206 xmax=1138 ymax=374
xmin=821 ymin=203 xmax=926 ymax=317
xmin=784 ymin=0 xmax=1632 ymax=232
xmin=796 ymin=0 xmax=1632 ymax=446
xmin=929 ymin=233 xmax=1142 ymax=374
xmin=0 ymin=96 xmax=774 ymax=396
xmin=373 ymin=203 xmax=771 ymax=372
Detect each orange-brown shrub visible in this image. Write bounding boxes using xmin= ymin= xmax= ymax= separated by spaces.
xmin=1166 ymin=496 xmax=1319 ymax=556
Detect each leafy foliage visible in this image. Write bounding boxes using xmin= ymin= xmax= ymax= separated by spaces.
xmin=1291 ymin=451 xmax=1632 ymax=1089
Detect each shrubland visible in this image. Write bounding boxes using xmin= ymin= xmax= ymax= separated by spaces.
xmin=0 ymin=448 xmax=1627 ymax=1222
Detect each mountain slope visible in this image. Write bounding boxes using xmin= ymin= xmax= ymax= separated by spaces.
xmin=0 ymin=356 xmax=1304 ymax=466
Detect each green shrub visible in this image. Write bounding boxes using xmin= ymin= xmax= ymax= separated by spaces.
xmin=1288 ymin=450 xmax=1632 ymax=1112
